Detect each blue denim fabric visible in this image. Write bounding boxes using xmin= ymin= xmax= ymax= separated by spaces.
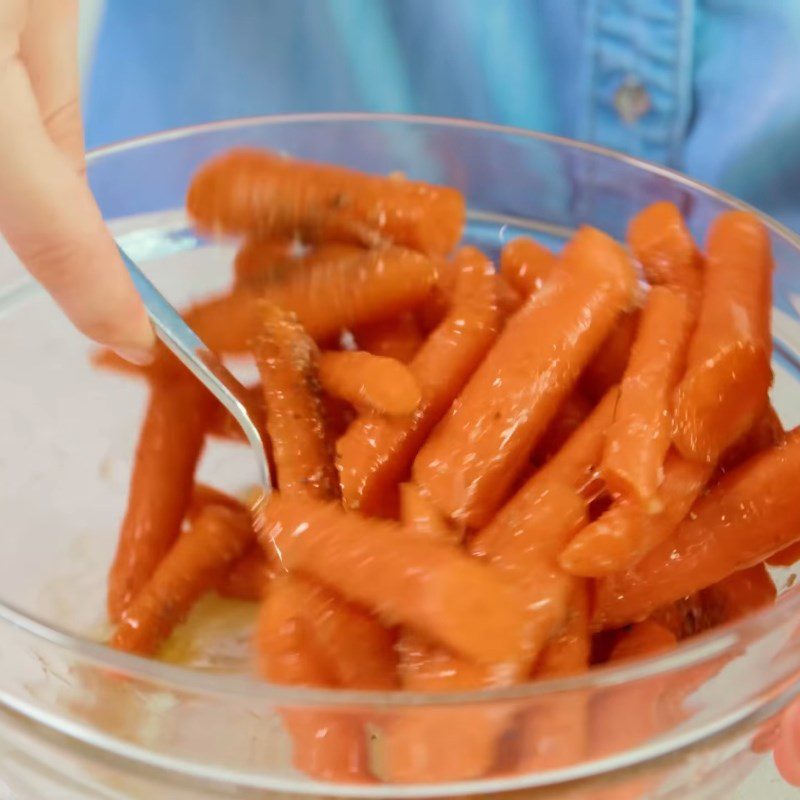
xmin=86 ymin=0 xmax=800 ymax=227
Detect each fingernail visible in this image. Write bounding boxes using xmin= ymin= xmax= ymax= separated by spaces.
xmin=111 ymin=345 xmax=154 ymax=366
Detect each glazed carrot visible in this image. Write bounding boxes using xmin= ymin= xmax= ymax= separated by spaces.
xmin=561 ymin=452 xmax=714 ymax=577
xmin=187 ymin=484 xmax=246 ymax=519
xmin=90 ymin=348 xmax=150 ymax=379
xmin=414 ymin=226 xmax=636 ymax=528
xmin=337 ymin=246 xmax=499 ymax=516
xmin=500 ymin=236 xmax=558 ymax=296
xmin=182 ymin=246 xmax=436 ymax=355
xmin=317 ymin=351 xmax=422 ymax=416
xmin=416 ymin=255 xmax=460 ymax=331
xmin=699 ymin=563 xmax=776 ymax=625
xmin=717 ymin=403 xmax=784 ymax=475
xmin=495 ymin=273 xmax=524 ymax=317
xmin=594 ymin=427 xmax=800 ymax=630
xmin=107 ymin=378 xmax=215 ymax=620
xmin=260 ymin=495 xmax=532 ymax=667
xmin=768 ymin=540 xmax=800 ymax=567
xmin=252 ymin=304 xmax=339 ymax=503
xmin=354 ymin=313 xmax=423 ymax=363
xmin=602 ymin=287 xmax=691 ymax=505
xmin=399 ymin=483 xmax=460 ymax=545
xmin=233 ymin=238 xmax=295 ymax=288
xmin=672 ymin=211 xmax=773 ymax=463
xmin=112 ymin=505 xmax=255 ymax=654
xmin=532 ymin=391 xmax=594 ymax=466
xmin=580 ymin=310 xmax=640 ymax=402
xmin=627 ymin=201 xmax=701 ymax=305
xmin=216 ymin=545 xmax=273 ymax=601
xmin=186 ymin=147 xmax=466 ymax=255
xmin=610 ymin=620 xmax=678 ymax=662
xmin=649 ymin=595 xmax=707 ymax=640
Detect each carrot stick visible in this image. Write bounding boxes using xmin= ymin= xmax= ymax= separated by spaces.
xmin=216 ymin=545 xmax=273 ymax=601
xmin=602 ymin=288 xmax=691 ymax=506
xmin=561 ymin=453 xmax=714 ymax=578
xmin=413 ymin=226 xmax=636 ymax=528
xmin=337 ymin=246 xmax=499 ymax=516
xmin=672 ymin=211 xmax=774 ymax=463
xmin=233 ymin=239 xmax=295 ymax=288
xmin=648 ymin=595 xmax=707 ymax=640
xmin=717 ymin=402 xmax=784 ymax=476
xmin=252 ymin=304 xmax=340 ymax=503
xmin=318 ymin=351 xmax=422 ymax=417
xmin=593 ymin=427 xmax=800 ymax=629
xmin=768 ymin=540 xmax=800 ymax=567
xmin=399 ymin=483 xmax=460 ymax=545
xmin=627 ymin=201 xmax=701 ymax=305
xmin=610 ymin=620 xmax=678 ymax=662
xmin=353 ymin=313 xmax=423 ymax=363
xmin=500 ymin=236 xmax=558 ymax=296
xmin=260 ymin=495 xmax=532 ymax=667
xmin=580 ymin=309 xmax=640 ymax=402
xmin=699 ymin=563 xmax=776 ymax=625
xmin=182 ymin=246 xmax=436 ymax=355
xmin=532 ymin=391 xmax=594 ymax=466
xmin=495 ymin=274 xmax=524 ymax=318
xmin=107 ymin=378 xmax=215 ymax=620
xmin=186 ymin=147 xmax=466 ymax=255
xmin=112 ymin=505 xmax=255 ymax=654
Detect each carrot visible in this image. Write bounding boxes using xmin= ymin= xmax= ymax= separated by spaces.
xmin=318 ymin=351 xmax=422 ymax=417
xmin=337 ymin=246 xmax=499 ymax=516
xmin=648 ymin=595 xmax=707 ymax=640
xmin=717 ymin=403 xmax=784 ymax=476
xmin=112 ymin=505 xmax=255 ymax=655
xmin=532 ymin=391 xmax=594 ymax=466
xmin=602 ymin=288 xmax=691 ymax=506
xmin=768 ymin=540 xmax=800 ymax=567
xmin=580 ymin=310 xmax=640 ymax=402
xmin=260 ymin=495 xmax=532 ymax=667
xmin=672 ymin=211 xmax=773 ymax=463
xmin=399 ymin=483 xmax=460 ymax=545
xmin=216 ymin=545 xmax=273 ymax=601
xmin=610 ymin=620 xmax=678 ymax=662
xmin=414 ymin=226 xmax=636 ymax=528
xmin=186 ymin=147 xmax=466 ymax=256
xmin=181 ymin=246 xmax=436 ymax=355
xmin=90 ymin=348 xmax=150 ymax=380
xmin=593 ymin=427 xmax=800 ymax=629
xmin=233 ymin=238 xmax=295 ymax=288
xmin=188 ymin=484 xmax=244 ymax=516
xmin=627 ymin=201 xmax=701 ymax=305
xmin=495 ymin=274 xmax=524 ymax=317
xmin=252 ymin=304 xmax=340 ymax=503
xmin=354 ymin=313 xmax=423 ymax=363
xmin=107 ymin=377 xmax=214 ymax=620
xmin=699 ymin=563 xmax=776 ymax=625
xmin=500 ymin=236 xmax=557 ymax=296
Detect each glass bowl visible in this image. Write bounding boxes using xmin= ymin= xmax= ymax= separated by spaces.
xmin=0 ymin=114 xmax=799 ymax=800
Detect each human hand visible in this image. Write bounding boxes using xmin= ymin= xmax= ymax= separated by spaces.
xmin=0 ymin=0 xmax=153 ymax=363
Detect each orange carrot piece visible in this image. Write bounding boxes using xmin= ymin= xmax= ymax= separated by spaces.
xmin=337 ymin=246 xmax=499 ymax=516
xmin=112 ymin=505 xmax=255 ymax=654
xmin=649 ymin=595 xmax=707 ymax=640
xmin=182 ymin=246 xmax=436 ymax=354
xmin=699 ymin=563 xmax=776 ymax=625
xmin=627 ymin=201 xmax=701 ymax=304
xmin=399 ymin=483 xmax=460 ymax=545
xmin=610 ymin=620 xmax=678 ymax=662
xmin=602 ymin=288 xmax=691 ymax=506
xmin=186 ymin=147 xmax=466 ymax=255
xmin=90 ymin=348 xmax=151 ymax=380
xmin=107 ymin=378 xmax=214 ymax=620
xmin=593 ymin=427 xmax=800 ymax=629
xmin=768 ymin=540 xmax=800 ymax=567
xmin=318 ymin=351 xmax=422 ymax=416
xmin=216 ymin=545 xmax=273 ymax=601
xmin=717 ymin=402 xmax=784 ymax=475
xmin=500 ymin=236 xmax=558 ymax=296
xmin=532 ymin=391 xmax=594 ymax=466
xmin=672 ymin=211 xmax=773 ymax=463
xmin=580 ymin=309 xmax=640 ymax=402
xmin=414 ymin=227 xmax=636 ymax=528
xmin=260 ymin=495 xmax=532 ymax=667
xmin=354 ymin=313 xmax=423 ymax=363
xmin=561 ymin=451 xmax=714 ymax=578
xmin=495 ymin=273 xmax=524 ymax=318
xmin=233 ymin=238 xmax=295 ymax=288
xmin=252 ymin=304 xmax=340 ymax=503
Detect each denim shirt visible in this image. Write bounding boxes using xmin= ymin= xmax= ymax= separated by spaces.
xmin=86 ymin=0 xmax=800 ymax=229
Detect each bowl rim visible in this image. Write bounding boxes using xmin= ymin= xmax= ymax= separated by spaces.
xmin=3 ymin=111 xmax=800 ymax=712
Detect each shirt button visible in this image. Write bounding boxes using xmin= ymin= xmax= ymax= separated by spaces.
xmin=614 ymin=76 xmax=651 ymax=124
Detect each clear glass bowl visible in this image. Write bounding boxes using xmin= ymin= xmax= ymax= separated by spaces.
xmin=1 ymin=114 xmax=799 ymax=800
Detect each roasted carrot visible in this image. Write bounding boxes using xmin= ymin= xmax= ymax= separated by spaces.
xmin=532 ymin=391 xmax=594 ymax=466
xmin=500 ymin=236 xmax=558 ymax=296
xmin=602 ymin=288 xmax=691 ymax=506
xmin=354 ymin=313 xmax=423 ymax=363
xmin=187 ymin=147 xmax=466 ymax=255
xmin=414 ymin=226 xmax=636 ymax=528
xmin=627 ymin=201 xmax=701 ymax=305
xmin=318 ymin=351 xmax=422 ymax=416
xmin=252 ymin=304 xmax=340 ymax=503
xmin=610 ymin=620 xmax=678 ymax=662
xmin=594 ymin=427 xmax=800 ymax=629
xmin=112 ymin=505 xmax=255 ymax=654
xmin=337 ymin=246 xmax=499 ymax=516
xmin=216 ymin=545 xmax=273 ymax=601
xmin=672 ymin=211 xmax=774 ymax=463
xmin=561 ymin=453 xmax=714 ymax=578
xmin=580 ymin=309 xmax=640 ymax=402
xmin=260 ymin=495 xmax=532 ymax=667
xmin=399 ymin=483 xmax=460 ymax=545
xmin=233 ymin=238 xmax=295 ymax=288
xmin=107 ymin=377 xmax=215 ymax=620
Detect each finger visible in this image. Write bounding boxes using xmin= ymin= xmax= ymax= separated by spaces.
xmin=19 ymin=0 xmax=84 ymax=170
xmin=0 ymin=51 xmax=153 ymax=358
xmin=775 ymin=700 xmax=800 ymax=786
